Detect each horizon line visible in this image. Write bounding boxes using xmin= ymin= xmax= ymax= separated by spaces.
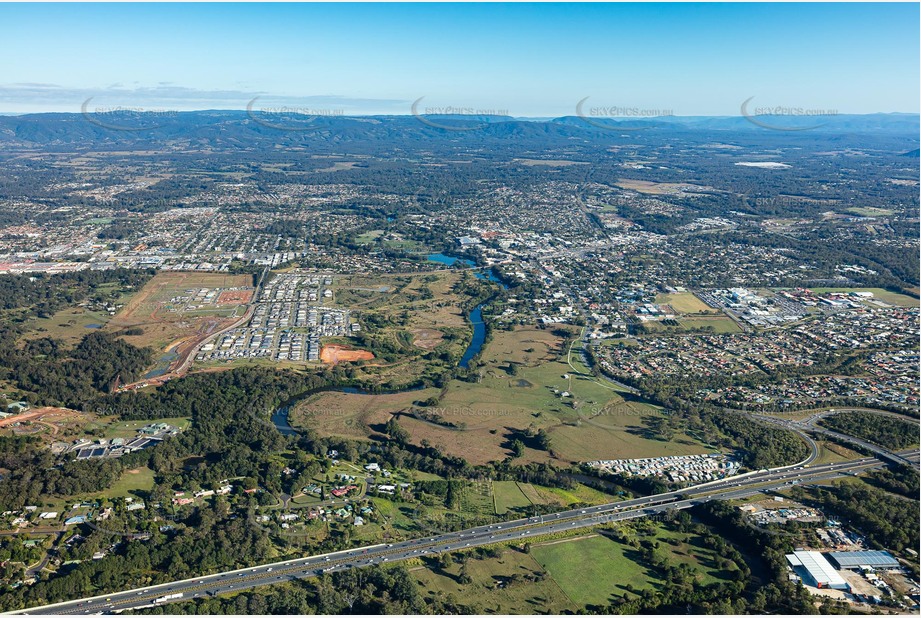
xmin=1 ymin=110 xmax=919 ymax=118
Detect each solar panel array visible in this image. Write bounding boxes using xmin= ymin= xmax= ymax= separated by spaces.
xmin=828 ymin=550 xmax=900 ymax=569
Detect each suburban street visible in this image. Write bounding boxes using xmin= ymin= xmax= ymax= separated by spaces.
xmin=12 ymin=450 xmax=918 ymax=616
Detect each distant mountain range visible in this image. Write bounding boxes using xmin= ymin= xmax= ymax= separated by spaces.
xmin=0 ymin=111 xmax=916 ymax=149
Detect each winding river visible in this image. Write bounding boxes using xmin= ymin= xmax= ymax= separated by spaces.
xmin=271 ymin=254 xmax=506 ymax=432
xmin=426 ymin=253 xmax=507 ymax=368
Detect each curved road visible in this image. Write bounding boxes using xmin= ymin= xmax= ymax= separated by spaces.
xmin=754 ymin=411 xmax=919 ymax=470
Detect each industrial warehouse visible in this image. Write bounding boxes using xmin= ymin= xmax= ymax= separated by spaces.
xmin=785 ymin=548 xmax=916 ymax=608
xmin=786 ymin=551 xmax=850 ymax=590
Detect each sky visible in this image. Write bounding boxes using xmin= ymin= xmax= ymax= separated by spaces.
xmin=0 ymin=2 xmax=918 ymax=116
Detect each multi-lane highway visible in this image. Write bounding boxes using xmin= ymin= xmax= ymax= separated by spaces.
xmin=13 ymin=451 xmax=917 ymax=616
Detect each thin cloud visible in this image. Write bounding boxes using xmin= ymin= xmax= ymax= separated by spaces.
xmin=0 ymin=83 xmax=410 ymax=113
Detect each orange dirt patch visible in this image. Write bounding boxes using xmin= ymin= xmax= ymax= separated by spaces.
xmin=217 ymin=290 xmax=253 ymax=305
xmin=320 ymin=344 xmax=375 ymax=365
xmin=411 ymin=328 xmax=444 ymax=350
xmin=0 ymin=407 xmax=85 ymax=437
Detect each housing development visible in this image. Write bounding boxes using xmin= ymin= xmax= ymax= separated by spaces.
xmin=0 ymin=3 xmax=918 ymax=616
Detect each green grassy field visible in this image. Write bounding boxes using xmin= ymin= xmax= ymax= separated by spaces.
xmin=289 ymin=324 xmax=709 ymax=465
xmin=655 ymin=292 xmax=714 ymax=314
xmin=679 ymin=315 xmax=742 ymax=333
xmin=844 ymin=207 xmax=895 ymax=217
xmin=425 ymin=351 xmax=707 ymax=463
xmin=809 ymin=287 xmax=919 ymax=307
xmin=532 ymin=534 xmax=651 ymax=606
xmin=87 ymin=466 xmax=157 ymax=500
xmin=22 ymin=307 xmax=114 ymax=345
xmin=383 ymin=239 xmax=423 ymax=251
xmin=356 ymin=230 xmax=385 ymax=244
xmin=412 ymin=548 xmax=576 ymax=614
xmin=641 ymin=315 xmax=741 ymax=334
xmin=531 ymin=527 xmax=736 ymax=607
xmin=492 ymin=481 xmax=533 ymax=515
xmin=813 ymin=441 xmax=863 ymax=465
xmin=537 ymin=483 xmax=623 ymax=506
xmin=20 ymin=282 xmax=138 ymax=346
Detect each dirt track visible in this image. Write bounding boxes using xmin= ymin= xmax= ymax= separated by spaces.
xmin=0 ymin=407 xmax=81 ymax=432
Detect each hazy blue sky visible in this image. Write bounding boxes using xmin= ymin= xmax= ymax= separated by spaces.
xmin=1 ymin=2 xmax=918 ymax=115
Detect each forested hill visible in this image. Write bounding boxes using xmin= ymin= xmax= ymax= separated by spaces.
xmin=0 ymin=111 xmax=917 ymax=150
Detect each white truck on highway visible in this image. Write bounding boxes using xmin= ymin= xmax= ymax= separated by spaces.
xmin=154 ymin=592 xmax=184 ymax=604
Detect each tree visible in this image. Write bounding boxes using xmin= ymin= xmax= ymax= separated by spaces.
xmin=385 ymin=417 xmax=409 ymax=444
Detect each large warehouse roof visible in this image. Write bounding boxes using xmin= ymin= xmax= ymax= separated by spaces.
xmin=786 ymin=551 xmax=849 ymax=589
xmin=828 ymin=550 xmax=900 ymax=569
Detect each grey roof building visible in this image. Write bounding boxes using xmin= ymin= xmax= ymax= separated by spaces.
xmin=828 ymin=550 xmax=900 ymax=570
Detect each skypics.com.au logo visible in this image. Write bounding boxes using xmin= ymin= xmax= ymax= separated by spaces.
xmin=575 ymin=401 xmax=675 ymax=431
xmin=411 ymin=97 xmax=510 ymax=131
xmin=740 ymin=96 xmax=838 ymax=131
xmin=576 ymin=97 xmax=674 ymax=131
xmin=81 ymin=97 xmax=178 ymax=132
xmin=246 ymin=97 xmax=344 ymax=131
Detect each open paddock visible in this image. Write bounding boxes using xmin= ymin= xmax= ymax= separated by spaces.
xmin=290 ymin=325 xmax=710 ymax=465
xmin=531 ymin=526 xmax=737 ymax=607
xmin=412 ymin=545 xmax=576 ymax=614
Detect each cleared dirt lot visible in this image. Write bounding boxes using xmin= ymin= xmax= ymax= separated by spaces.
xmin=321 ymin=344 xmax=375 ymax=364
xmin=106 ymin=272 xmax=253 ymax=377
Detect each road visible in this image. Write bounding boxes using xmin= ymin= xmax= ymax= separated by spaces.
xmin=798 ymin=407 xmax=920 ymax=426
xmin=13 ymin=451 xmax=917 ymax=616
xmin=754 ymin=412 xmax=919 ymax=470
xmin=116 ymin=267 xmax=268 ymax=391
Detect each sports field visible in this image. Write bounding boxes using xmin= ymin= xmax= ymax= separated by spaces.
xmin=654 ymin=292 xmax=713 ymax=314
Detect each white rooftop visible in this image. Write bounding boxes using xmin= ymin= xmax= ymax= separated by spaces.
xmin=786 ymin=551 xmax=847 ymax=588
